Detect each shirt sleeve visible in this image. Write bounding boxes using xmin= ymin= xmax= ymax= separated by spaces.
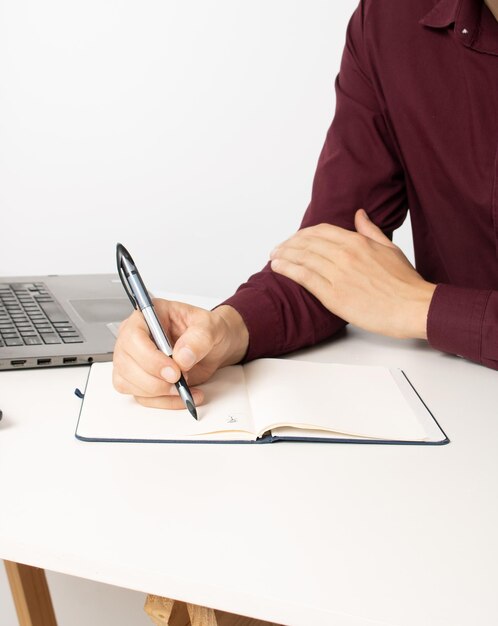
xmin=427 ymin=284 xmax=498 ymax=370
xmin=221 ymin=0 xmax=408 ymax=362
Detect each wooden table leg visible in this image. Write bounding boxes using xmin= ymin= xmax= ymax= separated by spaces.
xmin=144 ymin=594 xmax=282 ymax=626
xmin=144 ymin=595 xmax=190 ymax=626
xmin=3 ymin=561 xmax=57 ymax=626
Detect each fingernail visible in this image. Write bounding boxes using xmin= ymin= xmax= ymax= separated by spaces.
xmin=178 ymin=347 xmax=196 ymax=369
xmin=270 ymin=247 xmax=280 ymax=259
xmin=361 ymin=209 xmax=369 ymax=219
xmin=271 ymin=259 xmax=281 ymax=270
xmin=161 ymin=366 xmax=178 ymax=383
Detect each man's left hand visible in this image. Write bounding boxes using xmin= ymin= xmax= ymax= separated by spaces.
xmin=270 ymin=209 xmax=436 ymax=340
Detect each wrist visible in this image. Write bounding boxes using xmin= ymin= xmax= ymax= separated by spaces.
xmin=403 ymin=281 xmax=437 ymax=340
xmin=214 ymin=305 xmax=250 ymax=366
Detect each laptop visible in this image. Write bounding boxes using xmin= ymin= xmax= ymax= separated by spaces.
xmin=0 ymin=274 xmax=134 ymax=370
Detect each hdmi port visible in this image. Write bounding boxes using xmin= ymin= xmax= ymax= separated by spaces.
xmin=63 ymin=357 xmax=77 ymax=364
xmin=11 ymin=359 xmax=26 ymax=366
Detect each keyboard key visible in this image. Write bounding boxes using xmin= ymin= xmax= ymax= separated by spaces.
xmin=42 ymin=334 xmax=62 ymax=344
xmin=11 ymin=283 xmax=35 ymax=290
xmin=23 ymin=336 xmax=42 ymax=345
xmin=37 ymin=301 xmax=69 ymax=324
xmin=62 ymin=337 xmax=84 ymax=344
xmin=5 ymin=338 xmax=23 ymax=346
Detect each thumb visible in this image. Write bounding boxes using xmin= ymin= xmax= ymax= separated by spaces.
xmin=354 ymin=209 xmax=396 ymax=247
xmin=172 ymin=314 xmax=220 ymax=372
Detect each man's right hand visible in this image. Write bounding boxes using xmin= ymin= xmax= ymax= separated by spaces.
xmin=112 ymin=300 xmax=249 ymax=410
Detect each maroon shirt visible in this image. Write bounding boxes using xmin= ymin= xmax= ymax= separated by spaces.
xmin=223 ymin=0 xmax=498 ymax=370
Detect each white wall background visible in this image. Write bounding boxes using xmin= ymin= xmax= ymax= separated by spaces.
xmin=0 ymin=0 xmax=413 ymax=298
xmin=0 ymin=1 xmax=413 ymax=624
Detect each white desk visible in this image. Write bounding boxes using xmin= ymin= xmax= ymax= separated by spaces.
xmin=1 ymin=292 xmax=497 ymax=626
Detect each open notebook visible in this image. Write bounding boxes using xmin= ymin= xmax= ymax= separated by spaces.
xmin=75 ymin=359 xmax=448 ymax=445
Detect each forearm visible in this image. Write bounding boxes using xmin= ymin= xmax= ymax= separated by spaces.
xmin=221 ymin=263 xmax=347 ymax=362
xmin=427 ymin=284 xmax=498 ymax=370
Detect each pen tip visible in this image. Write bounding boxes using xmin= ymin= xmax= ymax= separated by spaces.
xmin=186 ymin=400 xmax=198 ymax=420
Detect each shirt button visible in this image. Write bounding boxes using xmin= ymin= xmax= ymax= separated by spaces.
xmin=461 ymin=28 xmax=469 ymax=34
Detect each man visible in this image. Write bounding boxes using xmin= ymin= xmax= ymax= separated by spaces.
xmin=113 ymin=0 xmax=498 ymax=409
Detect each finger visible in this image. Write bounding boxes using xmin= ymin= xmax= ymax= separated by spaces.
xmin=293 ymin=223 xmax=353 ymax=245
xmin=116 ymin=312 xmax=182 ymax=383
xmin=113 ymin=367 xmax=205 ymax=407
xmin=271 ymin=245 xmax=338 ymax=277
xmin=113 ymin=368 xmax=172 ymax=398
xmin=354 ymin=209 xmax=397 ymax=248
xmin=272 ymin=232 xmax=343 ymax=264
xmin=113 ymin=352 xmax=175 ymax=397
xmin=271 ymin=224 xmax=352 ymax=257
xmin=271 ymin=257 xmax=333 ymax=302
xmin=134 ymin=387 xmax=205 ymax=410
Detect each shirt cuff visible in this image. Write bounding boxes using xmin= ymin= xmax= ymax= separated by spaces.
xmin=427 ymin=283 xmax=492 ymax=363
xmin=219 ymin=287 xmax=282 ymax=363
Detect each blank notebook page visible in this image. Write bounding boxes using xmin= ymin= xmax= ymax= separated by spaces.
xmin=77 ymin=362 xmax=257 ymax=441
xmin=244 ymin=359 xmax=427 ymax=441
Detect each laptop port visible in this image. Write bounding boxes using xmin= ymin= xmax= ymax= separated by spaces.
xmin=63 ymin=357 xmax=77 ymax=364
xmin=10 ymin=359 xmax=26 ymax=366
xmin=37 ymin=358 xmax=52 ymax=365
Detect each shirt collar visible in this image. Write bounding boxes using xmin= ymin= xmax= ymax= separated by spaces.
xmin=419 ymin=0 xmax=498 ymax=55
xmin=419 ymin=0 xmax=460 ymax=28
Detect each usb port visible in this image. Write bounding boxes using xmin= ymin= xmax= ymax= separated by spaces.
xmin=63 ymin=357 xmax=77 ymax=364
xmin=10 ymin=359 xmax=26 ymax=366
xmin=37 ymin=358 xmax=52 ymax=365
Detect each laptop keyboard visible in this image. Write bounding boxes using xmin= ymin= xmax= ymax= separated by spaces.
xmin=0 ymin=282 xmax=83 ymax=348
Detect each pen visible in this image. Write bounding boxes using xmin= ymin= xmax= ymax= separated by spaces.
xmin=116 ymin=243 xmax=198 ymax=420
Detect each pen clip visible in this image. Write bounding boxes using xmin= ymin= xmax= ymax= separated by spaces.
xmin=116 ymin=243 xmax=138 ymax=310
